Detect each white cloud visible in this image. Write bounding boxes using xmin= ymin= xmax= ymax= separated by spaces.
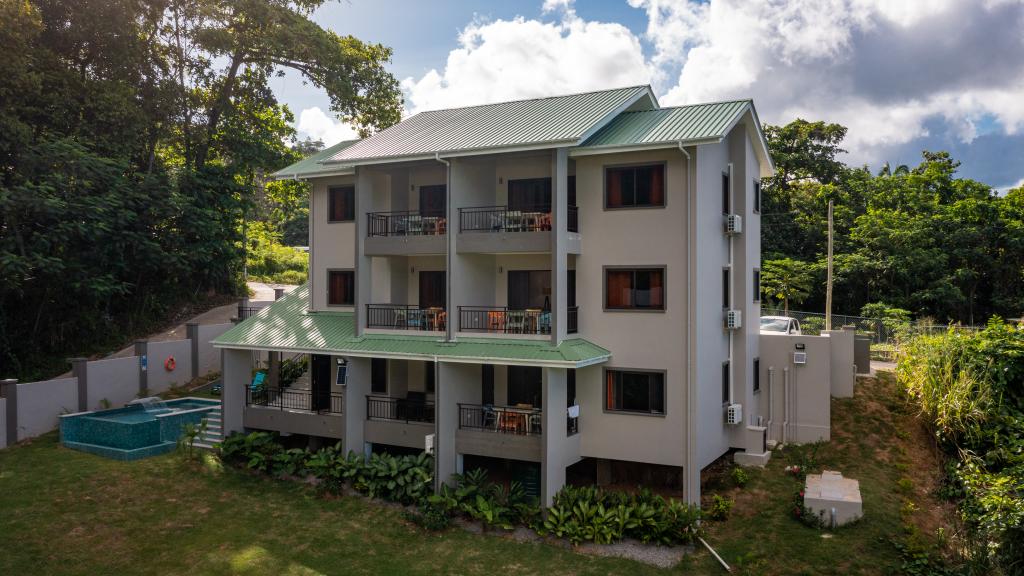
xmin=640 ymin=0 xmax=1024 ymax=165
xmin=296 ymin=107 xmax=360 ymax=146
xmin=401 ymin=8 xmax=652 ymax=114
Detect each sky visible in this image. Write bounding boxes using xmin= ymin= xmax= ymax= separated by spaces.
xmin=276 ymin=0 xmax=1024 ymax=191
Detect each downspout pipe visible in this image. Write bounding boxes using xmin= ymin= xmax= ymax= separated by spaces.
xmin=434 ymin=153 xmax=453 ymax=342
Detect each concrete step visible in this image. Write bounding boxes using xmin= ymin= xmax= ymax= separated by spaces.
xmin=193 ymin=442 xmax=217 ymax=450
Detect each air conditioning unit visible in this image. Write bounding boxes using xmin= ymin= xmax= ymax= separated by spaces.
xmin=726 ymin=403 xmax=743 ymax=425
xmin=724 ymin=214 xmax=743 ymax=235
xmin=724 ymin=309 xmax=742 ymax=330
xmin=793 ymin=352 xmax=807 ymax=365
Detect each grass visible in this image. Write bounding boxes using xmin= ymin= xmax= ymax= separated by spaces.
xmin=0 ymin=372 xmax=957 ymax=575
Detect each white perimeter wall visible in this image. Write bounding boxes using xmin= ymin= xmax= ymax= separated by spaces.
xmin=148 ymin=340 xmax=192 ymax=393
xmin=15 ymin=377 xmax=78 ymax=440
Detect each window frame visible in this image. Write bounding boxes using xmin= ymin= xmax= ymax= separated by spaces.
xmin=326 ymin=269 xmax=355 ymax=307
xmin=371 ymin=358 xmax=388 ymax=395
xmin=603 ymin=162 xmax=667 ymax=210
xmin=722 ymin=360 xmax=730 ymax=405
xmin=722 ymin=267 xmax=731 ymax=309
xmin=753 ymin=268 xmax=761 ymax=303
xmin=721 ymin=171 xmax=731 ymax=215
xmin=603 ymin=266 xmax=667 ymax=312
xmin=603 ymin=368 xmax=667 ymax=416
xmin=328 ymin=186 xmax=355 ymax=223
xmin=753 ymin=180 xmax=761 ymax=214
xmin=753 ymin=357 xmax=760 ymax=394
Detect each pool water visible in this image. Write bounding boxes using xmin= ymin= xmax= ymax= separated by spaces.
xmin=60 ymin=397 xmax=221 ymax=460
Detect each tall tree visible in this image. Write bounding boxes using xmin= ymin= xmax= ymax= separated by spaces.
xmin=761 ymin=258 xmax=815 ymax=314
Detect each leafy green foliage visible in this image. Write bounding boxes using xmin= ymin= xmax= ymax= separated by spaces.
xmin=245 ymin=221 xmax=308 ymax=283
xmin=761 ymin=119 xmax=1024 ymax=325
xmin=541 ymin=485 xmax=703 ymax=546
xmin=897 ymin=322 xmax=1024 ymax=572
xmin=707 ymin=494 xmax=734 ymax=521
xmin=730 ymin=466 xmax=750 ymax=488
xmin=760 ymin=258 xmax=814 ymax=314
xmin=0 ymin=0 xmax=401 ymax=379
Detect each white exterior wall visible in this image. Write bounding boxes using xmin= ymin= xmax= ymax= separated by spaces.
xmin=147 ymin=339 xmax=192 ymax=393
xmin=310 ymin=175 xmax=357 ymax=312
xmin=85 ymin=356 xmax=139 ymax=410
xmin=16 ymin=378 xmax=78 ymax=440
xmin=573 ymin=148 xmax=689 ymax=468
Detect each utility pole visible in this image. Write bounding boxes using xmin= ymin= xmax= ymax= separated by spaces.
xmin=825 ymin=200 xmax=834 ymax=331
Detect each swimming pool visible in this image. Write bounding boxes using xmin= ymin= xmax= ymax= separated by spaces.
xmin=60 ymin=397 xmax=221 ymax=460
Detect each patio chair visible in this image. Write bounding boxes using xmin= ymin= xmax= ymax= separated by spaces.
xmin=506 ymin=310 xmax=526 ymax=333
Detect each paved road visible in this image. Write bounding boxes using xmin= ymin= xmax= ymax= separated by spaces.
xmin=59 ymin=282 xmax=298 ymax=373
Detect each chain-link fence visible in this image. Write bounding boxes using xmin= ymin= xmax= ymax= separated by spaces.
xmin=761 ymin=308 xmax=977 ymax=345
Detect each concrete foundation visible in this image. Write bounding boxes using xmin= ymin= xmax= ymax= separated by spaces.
xmin=804 ymin=470 xmax=863 ymax=527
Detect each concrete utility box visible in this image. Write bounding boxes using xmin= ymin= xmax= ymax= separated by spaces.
xmin=854 ymin=336 xmax=871 ymax=374
xmin=804 ymin=470 xmax=862 ymax=527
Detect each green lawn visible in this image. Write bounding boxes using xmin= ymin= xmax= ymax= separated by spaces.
xmin=0 ymin=373 xmax=954 ymax=575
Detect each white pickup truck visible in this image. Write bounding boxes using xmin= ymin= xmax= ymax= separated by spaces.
xmin=760 ymin=316 xmax=802 ymax=335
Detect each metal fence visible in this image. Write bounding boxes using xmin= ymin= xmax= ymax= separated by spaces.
xmin=761 ymin=308 xmax=977 ymax=344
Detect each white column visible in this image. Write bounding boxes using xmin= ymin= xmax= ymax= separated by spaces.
xmin=344 ymin=356 xmax=371 ymax=455
xmin=221 ymin=348 xmax=251 ymax=436
xmin=355 ymin=167 xmax=373 ymax=336
xmin=541 ymin=366 xmax=571 ymax=506
xmin=551 ymin=149 xmax=569 ymax=345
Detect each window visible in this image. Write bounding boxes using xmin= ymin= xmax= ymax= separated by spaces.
xmin=508 ymin=366 xmax=542 ymax=408
xmin=722 ymin=361 xmax=730 ymax=404
xmin=721 ymin=171 xmax=730 ymax=214
xmin=425 ymin=361 xmax=436 ymax=394
xmin=605 ymin=164 xmax=665 ymax=208
xmin=753 ymin=268 xmax=761 ymax=302
xmin=605 ymin=369 xmax=665 ymax=414
xmin=605 ymin=268 xmax=665 ymax=310
xmin=567 ymin=369 xmax=576 ymax=407
xmin=327 ymin=270 xmax=354 ymax=306
xmin=419 ymin=184 xmax=446 ymax=218
xmin=753 ymin=358 xmax=760 ymax=393
xmin=753 ymin=180 xmax=761 ymax=214
xmin=371 ymin=358 xmax=387 ymax=394
xmin=509 ymin=178 xmax=552 ymax=212
xmin=329 ymin=186 xmax=355 ymax=222
xmin=722 ymin=267 xmax=731 ymax=308
xmin=508 ymin=270 xmax=551 ymax=310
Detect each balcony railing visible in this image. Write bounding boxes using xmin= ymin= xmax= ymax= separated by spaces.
xmin=366 ymin=304 xmax=447 ymax=331
xmin=459 ymin=404 xmax=542 ymax=435
xmin=367 ymin=211 xmax=447 ymax=237
xmin=458 ymin=306 xmax=578 ymax=335
xmin=246 ymin=387 xmax=343 ymax=414
xmin=366 ymin=395 xmax=435 ymax=424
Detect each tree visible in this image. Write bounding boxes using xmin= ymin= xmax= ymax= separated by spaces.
xmin=761 ymin=258 xmax=815 ymax=314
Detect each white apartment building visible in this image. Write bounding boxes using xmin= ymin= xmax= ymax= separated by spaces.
xmin=214 ymin=85 xmax=774 ymax=504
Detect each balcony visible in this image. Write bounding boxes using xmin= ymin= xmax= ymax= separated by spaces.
xmin=364 ymin=395 xmax=435 ymax=450
xmin=458 ymin=306 xmax=578 ymax=335
xmin=243 ymin=387 xmax=344 ymax=439
xmin=364 ymin=211 xmax=446 ymax=255
xmin=246 ymin=387 xmax=343 ymax=414
xmin=456 ymin=205 xmax=579 ymax=254
xmin=366 ymin=304 xmax=447 ymax=332
xmin=366 ymin=395 xmax=435 ymax=423
xmin=459 ymin=404 xmax=543 ymax=435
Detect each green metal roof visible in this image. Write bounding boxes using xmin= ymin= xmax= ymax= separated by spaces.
xmin=213 ymin=285 xmax=611 ymax=368
xmin=271 ymin=139 xmax=360 ymax=180
xmin=324 ymin=85 xmax=655 ymax=164
xmin=580 ymin=100 xmax=752 ymax=149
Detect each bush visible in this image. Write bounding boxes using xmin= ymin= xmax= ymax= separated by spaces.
xmin=245 ymin=221 xmax=308 ymax=284
xmin=404 ymin=499 xmax=452 ymax=531
xmin=540 ymin=485 xmax=702 ymax=546
xmin=897 ymin=319 xmax=1024 ymax=572
xmin=731 ymin=466 xmax=750 ymax=488
xmin=792 ymin=490 xmax=825 ymax=528
xmin=708 ymin=494 xmax=733 ymax=521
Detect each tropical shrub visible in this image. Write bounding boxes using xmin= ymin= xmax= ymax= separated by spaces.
xmin=731 ymin=466 xmax=750 ymax=488
xmin=708 ymin=494 xmax=734 ymax=520
xmin=540 ymin=485 xmax=702 ymax=546
xmin=897 ymin=319 xmax=1024 ymax=572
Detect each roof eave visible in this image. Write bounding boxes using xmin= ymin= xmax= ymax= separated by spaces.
xmin=211 ymin=340 xmax=609 ymax=369
xmin=322 ymin=139 xmax=581 ymax=167
xmin=570 ymin=137 xmax=723 ymax=157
